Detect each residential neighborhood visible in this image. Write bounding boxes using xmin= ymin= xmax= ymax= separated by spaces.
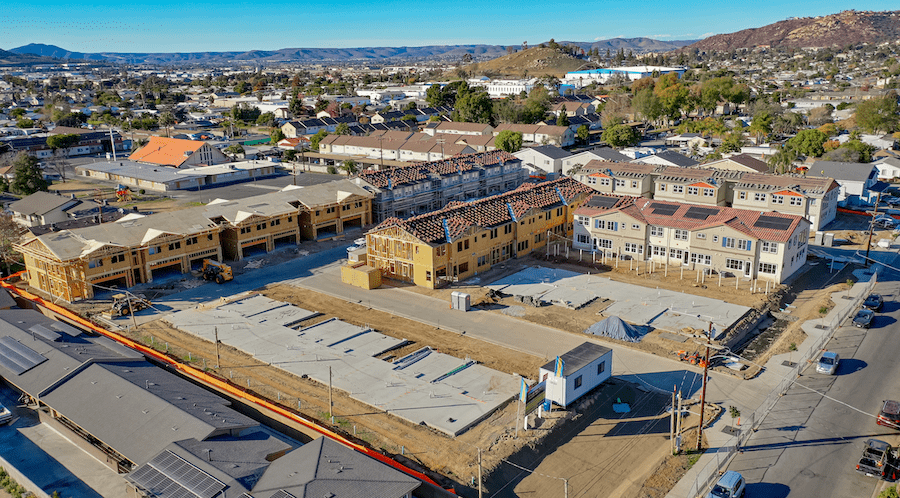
xmin=2 ymin=7 xmax=900 ymax=498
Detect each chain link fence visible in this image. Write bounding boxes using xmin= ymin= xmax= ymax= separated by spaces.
xmin=685 ymin=271 xmax=878 ymax=497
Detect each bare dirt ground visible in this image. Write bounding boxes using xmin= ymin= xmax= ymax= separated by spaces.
xmin=49 ymin=179 xmax=191 ymax=214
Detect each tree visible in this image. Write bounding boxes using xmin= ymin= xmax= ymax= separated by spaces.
xmin=309 ymin=129 xmax=329 ymax=151
xmin=719 ymin=131 xmax=745 ymax=154
xmin=601 ymin=124 xmax=639 ymax=148
xmin=284 ymin=150 xmax=297 ymax=161
xmin=808 ymin=105 xmax=834 ymax=127
xmin=748 ymin=112 xmax=773 ymax=144
xmin=256 ymin=112 xmax=276 ymax=127
xmin=452 ymin=90 xmax=493 ymax=124
xmin=856 ymin=95 xmax=899 ymax=135
xmin=576 ymin=125 xmax=590 ymax=145
xmin=0 ymin=214 xmax=25 ymax=276
xmin=314 ymin=99 xmax=329 ymax=113
xmin=556 ymin=113 xmax=569 ymax=127
xmin=11 ymin=152 xmax=48 ymax=195
xmin=495 ymin=130 xmax=523 ymax=152
xmin=335 ymin=122 xmax=350 ymax=135
xmin=404 ymin=101 xmax=417 ymax=111
xmin=158 ymin=112 xmax=175 ymax=138
xmin=767 ymin=144 xmax=798 ymax=174
xmin=785 ymin=129 xmax=828 ymax=158
xmin=16 ymin=119 xmax=34 ymax=129
xmin=289 ymin=97 xmax=304 ymax=116
xmin=224 ymin=144 xmax=244 ymax=158
xmin=632 ymin=87 xmax=662 ymax=124
xmin=340 ymin=159 xmax=358 ymax=175
xmin=425 ymin=84 xmax=445 ymax=107
xmin=270 ymin=128 xmax=286 ymax=144
xmin=772 ymin=112 xmax=803 ymax=134
xmin=45 ymin=133 xmax=80 ymax=182
xmin=234 ymin=81 xmax=251 ymax=94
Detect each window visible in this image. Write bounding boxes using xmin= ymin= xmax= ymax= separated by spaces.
xmin=772 ymin=195 xmax=784 ymax=205
xmin=687 ymin=186 xmax=699 ymax=196
xmin=659 ymin=183 xmax=667 ymax=191
xmin=713 ymin=235 xmax=719 ymax=243
xmin=534 ymin=233 xmax=542 ymax=243
xmin=111 ymin=254 xmax=125 ymax=264
xmin=674 ymin=229 xmax=688 ymax=241
xmin=185 ymin=236 xmax=198 ymax=246
xmin=651 ymin=245 xmax=666 ymax=256
xmin=597 ymin=361 xmax=605 ymax=374
xmin=241 ymin=226 xmax=250 ymax=234
xmin=723 ymin=237 xmax=735 ymax=248
xmin=691 ymin=252 xmax=711 ymax=265
xmin=754 ymin=193 xmax=766 ymax=202
xmin=615 ymin=179 xmax=626 ymax=187
xmin=504 ymin=224 xmax=513 ymax=234
xmin=595 ymin=238 xmax=613 ymax=249
xmin=726 ymin=259 xmax=743 ymax=271
xmin=790 ymin=196 xmax=803 ymax=206
xmin=737 ymin=239 xmax=750 ymax=250
xmin=271 ymin=219 xmax=281 ymax=226
xmin=669 ymin=248 xmax=683 ymax=259
xmin=149 ymin=246 xmax=160 ymax=255
xmin=703 ymin=188 xmax=715 ymax=197
xmin=672 ymin=185 xmax=684 ymax=194
xmin=478 ymin=255 xmax=488 ymax=266
xmin=88 ymin=258 xmax=103 ymax=268
xmin=631 ymin=181 xmax=638 ymax=188
xmin=594 ymin=220 xmax=618 ymax=231
xmin=809 ymin=198 xmax=817 ymax=206
xmin=696 ymin=233 xmax=706 ymax=239
xmin=577 ymin=234 xmax=590 ymax=244
xmin=168 ymin=241 xmax=181 ymax=251
xmin=257 ymin=222 xmax=267 ymax=230
xmin=758 ymin=262 xmax=777 ymax=274
xmin=632 ymin=223 xmax=640 ymax=230
xmin=624 ymin=243 xmax=643 ymax=254
xmin=761 ymin=241 xmax=778 ymax=254
xmin=573 ymin=375 xmax=583 ymax=389
xmin=738 ymin=191 xmax=746 ymax=200
xmin=600 ymin=178 xmax=611 ymax=186
xmin=650 ymin=226 xmax=664 ymax=237
xmin=459 ymin=262 xmax=469 ymax=273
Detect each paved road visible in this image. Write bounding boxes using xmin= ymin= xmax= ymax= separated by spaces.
xmin=727 ymin=276 xmax=900 ymax=498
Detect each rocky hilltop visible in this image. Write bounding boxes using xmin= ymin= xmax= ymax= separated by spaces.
xmin=687 ymin=10 xmax=900 ymax=51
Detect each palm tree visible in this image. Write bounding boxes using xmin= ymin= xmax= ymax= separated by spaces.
xmin=158 ymin=112 xmax=175 ymax=138
xmin=339 ymin=160 xmax=358 ymax=176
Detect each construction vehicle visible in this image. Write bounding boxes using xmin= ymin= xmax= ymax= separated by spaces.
xmin=856 ymin=439 xmax=899 ymax=480
xmin=110 ymin=293 xmax=151 ymax=317
xmin=201 ymin=259 xmax=233 ymax=284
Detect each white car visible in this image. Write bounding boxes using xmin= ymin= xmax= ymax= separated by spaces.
xmin=0 ymin=401 xmax=11 ymax=425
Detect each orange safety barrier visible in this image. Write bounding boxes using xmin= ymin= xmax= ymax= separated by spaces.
xmin=0 ymin=272 xmax=443 ymax=489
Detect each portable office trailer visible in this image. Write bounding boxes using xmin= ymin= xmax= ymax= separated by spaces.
xmin=539 ymin=342 xmax=612 ymax=407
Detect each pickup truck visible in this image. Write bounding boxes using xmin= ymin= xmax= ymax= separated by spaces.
xmin=856 ymin=439 xmax=899 ymax=480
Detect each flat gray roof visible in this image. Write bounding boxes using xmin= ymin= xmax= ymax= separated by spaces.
xmin=541 ymin=342 xmax=612 ymax=376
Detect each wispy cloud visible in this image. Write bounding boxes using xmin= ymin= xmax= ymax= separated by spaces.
xmin=650 ymin=34 xmax=672 ymax=39
xmin=700 ymin=32 xmax=716 ymax=38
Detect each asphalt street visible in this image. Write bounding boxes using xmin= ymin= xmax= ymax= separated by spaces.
xmin=727 ymin=276 xmax=900 ymax=498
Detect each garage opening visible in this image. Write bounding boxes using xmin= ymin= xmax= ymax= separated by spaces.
xmin=273 ymin=233 xmax=298 ymax=249
xmin=90 ymin=274 xmax=128 ymax=297
xmin=241 ymin=241 xmax=268 ymax=258
xmin=316 ymin=223 xmax=338 ymax=239
xmin=342 ymin=216 xmax=363 ymax=230
xmin=150 ymin=262 xmax=183 ymax=282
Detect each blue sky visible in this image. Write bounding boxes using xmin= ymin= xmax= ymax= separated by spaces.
xmin=2 ymin=1 xmax=898 ymax=53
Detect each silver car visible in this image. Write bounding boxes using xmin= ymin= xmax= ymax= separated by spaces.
xmin=816 ymin=351 xmax=840 ymax=375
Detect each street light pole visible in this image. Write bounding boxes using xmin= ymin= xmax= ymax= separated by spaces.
xmin=696 ymin=321 xmax=712 ymax=451
xmin=866 ymin=192 xmax=882 ymax=266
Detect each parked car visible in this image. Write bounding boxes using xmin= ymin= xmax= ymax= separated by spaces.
xmin=853 ymin=309 xmax=875 ymax=328
xmin=816 ymin=351 xmax=840 ymax=375
xmin=863 ymin=294 xmax=884 ymax=311
xmin=878 ymin=400 xmax=900 ymax=430
xmin=0 ymin=401 xmax=11 ymax=425
xmin=707 ymin=470 xmax=745 ymax=498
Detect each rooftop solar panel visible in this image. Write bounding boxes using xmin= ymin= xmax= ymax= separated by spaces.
xmin=128 ymin=451 xmax=226 ymax=498
xmin=49 ymin=321 xmax=82 ymax=337
xmin=586 ymin=196 xmax=619 ymax=209
xmin=29 ymin=324 xmax=61 ymax=342
xmin=649 ymin=203 xmax=679 ymax=216
xmin=269 ymin=491 xmax=297 ymax=498
xmin=684 ymin=206 xmax=720 ymax=220
xmin=754 ymin=215 xmax=793 ymax=231
xmin=0 ymin=336 xmax=47 ymax=374
xmin=0 ymin=355 xmax=25 ymax=375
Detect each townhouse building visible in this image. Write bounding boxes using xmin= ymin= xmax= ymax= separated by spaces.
xmin=354 ymin=151 xmax=526 ymax=221
xmin=366 ymin=178 xmax=594 ymax=288
xmin=571 ymin=160 xmax=840 ymax=231
xmin=15 ymin=180 xmax=373 ymax=300
xmin=493 ymin=124 xmax=575 ymax=147
xmin=572 ymin=195 xmax=810 ymax=283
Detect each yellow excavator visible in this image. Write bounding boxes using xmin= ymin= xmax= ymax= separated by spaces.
xmin=201 ymin=259 xmax=233 ymax=284
xmin=110 ymin=293 xmax=151 ymax=317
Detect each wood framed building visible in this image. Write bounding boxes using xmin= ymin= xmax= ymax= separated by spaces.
xmin=365 ymin=177 xmax=593 ymax=288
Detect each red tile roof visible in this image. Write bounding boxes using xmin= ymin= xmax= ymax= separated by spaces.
xmin=358 ymin=151 xmax=517 ymax=188
xmin=372 ymin=177 xmax=593 ymax=244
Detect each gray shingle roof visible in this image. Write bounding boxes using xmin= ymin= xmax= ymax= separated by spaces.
xmin=7 ymin=191 xmax=78 ymax=216
xmin=811 ymin=160 xmax=878 ymax=183
xmin=526 ymin=145 xmax=572 ymax=160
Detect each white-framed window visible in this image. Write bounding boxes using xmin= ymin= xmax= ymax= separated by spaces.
xmin=674 ymin=229 xmax=688 ymax=240
xmin=754 ymin=192 xmax=766 ymax=202
xmin=624 ymin=242 xmax=644 ymax=254
xmin=713 ymin=235 xmax=719 ymax=242
xmin=809 ymin=198 xmax=817 ymax=206
xmin=673 ymin=185 xmax=684 ymax=194
xmin=594 ymin=219 xmax=618 ymax=231
xmin=600 ymin=178 xmax=611 ymax=186
xmin=738 ymin=191 xmax=746 ymax=200
xmin=650 ymin=226 xmax=664 ymax=237
xmin=595 ymin=238 xmax=613 ymax=249
xmin=651 ymin=245 xmax=666 ymax=256
xmin=696 ymin=233 xmax=706 ymax=239
xmin=691 ymin=252 xmax=712 ymax=265
xmin=631 ymin=180 xmax=638 ymax=188
xmin=726 ymin=258 xmax=744 ymax=271
xmin=790 ymin=196 xmax=803 ymax=206
xmin=758 ymin=262 xmax=777 ymax=274
xmin=659 ymin=183 xmax=667 ymax=191
xmin=687 ymin=186 xmax=699 ymax=196
xmin=587 ymin=177 xmax=597 ymax=184
xmin=737 ymin=239 xmax=750 ymax=250
xmin=632 ymin=223 xmax=640 ymax=230
xmin=724 ymin=237 xmax=735 ymax=248
xmin=772 ymin=195 xmax=784 ymax=204
xmin=615 ymin=179 xmax=626 ymax=187
xmin=703 ymin=188 xmax=715 ymax=197
xmin=669 ymin=248 xmax=683 ymax=259
xmin=577 ymin=234 xmax=590 ymax=244
xmin=761 ymin=241 xmax=778 ymax=253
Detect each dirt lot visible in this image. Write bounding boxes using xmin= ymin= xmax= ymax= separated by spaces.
xmin=49 ymin=179 xmax=190 ymax=214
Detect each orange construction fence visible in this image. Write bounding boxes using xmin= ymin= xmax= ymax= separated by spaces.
xmin=0 ymin=272 xmax=443 ymax=489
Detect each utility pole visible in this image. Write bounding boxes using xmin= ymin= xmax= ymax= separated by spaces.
xmin=214 ymin=326 xmax=221 ymax=368
xmin=477 ymin=447 xmax=483 ymax=498
xmin=329 ymin=366 xmax=334 ymax=424
xmin=696 ymin=321 xmax=712 ymax=451
xmin=866 ymin=192 xmax=882 ymax=266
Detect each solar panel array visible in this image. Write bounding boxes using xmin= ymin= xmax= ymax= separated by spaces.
xmin=128 ymin=450 xmax=226 ymax=498
xmin=684 ymin=206 xmax=720 ymax=220
xmin=49 ymin=321 xmax=82 ymax=337
xmin=585 ymin=196 xmax=620 ymax=209
xmin=269 ymin=491 xmax=297 ymax=498
xmin=754 ymin=215 xmax=793 ymax=231
xmin=649 ymin=203 xmax=679 ymax=216
xmin=28 ymin=324 xmax=61 ymax=342
xmin=0 ymin=336 xmax=47 ymax=375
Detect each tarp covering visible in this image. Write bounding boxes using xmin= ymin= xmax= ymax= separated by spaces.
xmin=584 ymin=316 xmax=649 ymax=343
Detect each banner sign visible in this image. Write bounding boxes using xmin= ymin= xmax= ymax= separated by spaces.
xmin=524 ymin=381 xmax=546 ymax=415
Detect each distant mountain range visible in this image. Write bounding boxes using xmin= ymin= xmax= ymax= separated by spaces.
xmin=8 ymin=39 xmax=695 ymax=65
xmin=686 ymin=10 xmax=900 ymax=51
